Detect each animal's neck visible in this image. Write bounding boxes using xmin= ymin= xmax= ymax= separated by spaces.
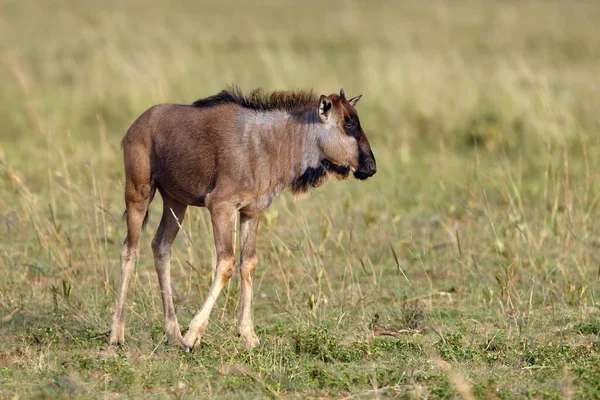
xmin=289 ymin=109 xmax=323 ymax=169
xmin=286 ymin=109 xmax=331 ymax=194
xmin=245 ymin=108 xmax=327 ymax=193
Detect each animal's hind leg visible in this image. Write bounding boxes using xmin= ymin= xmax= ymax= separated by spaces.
xmin=151 ymin=191 xmax=187 ymax=346
xmin=110 ymin=159 xmax=155 ymax=346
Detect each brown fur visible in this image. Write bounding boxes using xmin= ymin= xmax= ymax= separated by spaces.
xmin=109 ymin=87 xmax=376 ymax=351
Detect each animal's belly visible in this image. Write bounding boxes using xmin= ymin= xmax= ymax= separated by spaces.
xmin=154 ymin=169 xmax=214 ymax=207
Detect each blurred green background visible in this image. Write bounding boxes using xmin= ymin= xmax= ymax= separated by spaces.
xmin=1 ymin=0 xmax=600 ymax=398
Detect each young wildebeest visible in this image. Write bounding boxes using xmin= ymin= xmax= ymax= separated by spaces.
xmin=109 ymin=87 xmax=377 ymax=352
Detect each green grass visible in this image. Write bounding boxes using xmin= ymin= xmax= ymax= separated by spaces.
xmin=1 ymin=0 xmax=600 ymax=398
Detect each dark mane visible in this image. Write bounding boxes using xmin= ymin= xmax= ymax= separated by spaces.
xmin=192 ymin=86 xmax=319 ymax=112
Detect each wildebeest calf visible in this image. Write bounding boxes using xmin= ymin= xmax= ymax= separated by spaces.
xmin=109 ymin=87 xmax=377 ymax=352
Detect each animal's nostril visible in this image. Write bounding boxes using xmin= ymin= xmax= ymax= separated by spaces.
xmin=365 ymin=159 xmax=376 ymax=172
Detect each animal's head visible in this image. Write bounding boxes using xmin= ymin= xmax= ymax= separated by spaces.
xmin=317 ymin=89 xmax=377 ymax=180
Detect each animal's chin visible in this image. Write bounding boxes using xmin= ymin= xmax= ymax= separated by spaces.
xmin=353 ymin=170 xmax=371 ymax=180
xmin=321 ymin=160 xmax=350 ymax=180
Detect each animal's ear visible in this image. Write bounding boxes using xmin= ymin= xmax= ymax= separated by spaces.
xmin=319 ymin=95 xmax=332 ymax=122
xmin=348 ymin=94 xmax=362 ymax=107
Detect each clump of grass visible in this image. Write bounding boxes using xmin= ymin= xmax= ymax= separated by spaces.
xmin=100 ymin=353 xmax=136 ymax=392
xmin=435 ymin=332 xmax=481 ymax=363
xmin=24 ymin=326 xmax=61 ymax=346
xmin=293 ymin=327 xmax=365 ymax=363
xmin=69 ymin=327 xmax=110 ymax=349
xmin=572 ymin=358 xmax=600 ymax=398
xmin=575 ymin=321 xmax=600 ymax=336
xmin=401 ymin=300 xmax=426 ymax=330
xmin=521 ymin=342 xmax=593 ymax=369
xmin=293 ymin=327 xmax=338 ymax=362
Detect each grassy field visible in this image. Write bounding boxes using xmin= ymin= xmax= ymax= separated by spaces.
xmin=1 ymin=0 xmax=600 ymax=398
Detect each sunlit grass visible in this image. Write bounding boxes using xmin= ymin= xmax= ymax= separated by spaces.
xmin=1 ymin=0 xmax=599 ymax=398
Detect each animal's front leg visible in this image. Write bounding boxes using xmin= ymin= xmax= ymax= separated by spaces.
xmin=237 ymin=213 xmax=260 ymax=349
xmin=181 ymin=203 xmax=235 ymax=352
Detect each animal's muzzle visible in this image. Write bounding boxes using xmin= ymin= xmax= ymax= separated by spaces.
xmin=354 ymin=148 xmax=377 ymax=180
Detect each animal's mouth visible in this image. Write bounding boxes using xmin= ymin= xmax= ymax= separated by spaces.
xmin=354 ymin=155 xmax=377 ymax=180
xmin=353 ymin=170 xmax=372 ymax=180
xmin=321 ymin=159 xmax=375 ymax=180
xmin=321 ymin=159 xmax=350 ymax=180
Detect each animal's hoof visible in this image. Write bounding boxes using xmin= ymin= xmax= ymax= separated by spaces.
xmin=179 ymin=343 xmax=194 ymax=354
xmin=109 ymin=328 xmax=124 ymax=348
xmin=109 ymin=333 xmax=124 ymax=348
xmin=240 ymin=332 xmax=261 ymax=350
xmin=181 ymin=329 xmax=202 ymax=353
xmin=180 ymin=336 xmax=198 ymax=353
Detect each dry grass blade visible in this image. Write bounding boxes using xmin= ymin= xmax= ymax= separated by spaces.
xmin=390 ymin=244 xmax=412 ymax=287
xmin=2 ymin=161 xmax=35 ymax=201
xmin=455 ymin=229 xmax=462 ymax=257
xmin=372 ymin=329 xmax=420 ymax=337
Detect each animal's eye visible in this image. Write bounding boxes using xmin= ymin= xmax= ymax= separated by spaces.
xmin=345 ymin=123 xmax=353 ymax=129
